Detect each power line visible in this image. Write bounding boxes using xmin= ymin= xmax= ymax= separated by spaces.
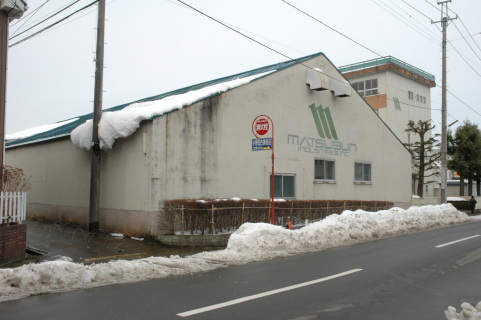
xmin=456 ymin=17 xmax=481 ymax=54
xmin=9 ymin=0 xmax=82 ymax=40
xmin=9 ymin=0 xmax=51 ymax=37
xmin=424 ymin=0 xmax=441 ymax=12
xmin=447 ymin=39 xmax=481 ymax=78
xmin=372 ymin=0 xmax=439 ymax=45
xmin=11 ymin=0 xmax=80 ymax=30
xmin=175 ymin=0 xmax=318 ymax=72
xmin=390 ymin=0 xmax=441 ymax=40
xmin=447 ymin=88 xmax=481 ymax=118
xmin=402 ymin=0 xmax=434 ymax=22
xmin=167 ymin=0 xmax=307 ymax=56
xmin=9 ymin=0 xmax=99 ymax=48
xmin=281 ymin=0 xmax=383 ymax=58
xmin=452 ymin=20 xmax=481 ymax=62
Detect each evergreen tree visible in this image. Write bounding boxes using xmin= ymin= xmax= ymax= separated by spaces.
xmin=448 ymin=121 xmax=481 ymax=196
xmin=405 ymin=120 xmax=440 ymax=197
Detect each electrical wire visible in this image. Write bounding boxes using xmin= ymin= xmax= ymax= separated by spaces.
xmin=178 ymin=0 xmax=478 ymax=122
xmin=447 ymin=39 xmax=481 ymax=78
xmin=9 ymin=0 xmax=51 ymax=37
xmin=175 ymin=0 xmax=306 ymax=65
xmin=9 ymin=0 xmax=83 ymax=40
xmin=373 ymin=0 xmax=440 ymax=45
xmin=457 ymin=17 xmax=481 ymax=53
xmin=167 ymin=0 xmax=307 ymax=56
xmin=447 ymin=88 xmax=481 ymax=118
xmin=388 ymin=0 xmax=440 ymax=41
xmin=401 ymin=0 xmax=433 ymax=22
xmin=281 ymin=0 xmax=383 ymax=58
xmin=452 ymin=21 xmax=481 ymax=62
xmin=9 ymin=1 xmax=99 ymax=48
xmin=12 ymin=0 xmax=81 ymax=29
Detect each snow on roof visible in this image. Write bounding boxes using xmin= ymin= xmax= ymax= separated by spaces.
xmin=6 ymin=52 xmax=324 ymax=149
xmin=5 ymin=118 xmax=78 ymax=141
xmin=71 ymin=71 xmax=273 ymax=150
xmin=447 ymin=197 xmax=467 ymax=201
xmin=0 ymin=204 xmax=472 ymax=303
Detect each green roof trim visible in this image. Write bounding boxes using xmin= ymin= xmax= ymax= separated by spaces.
xmin=338 ymin=56 xmax=435 ymax=83
xmin=6 ymin=52 xmax=324 ymax=148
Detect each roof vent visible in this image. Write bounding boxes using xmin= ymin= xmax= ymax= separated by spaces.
xmin=330 ymin=78 xmax=352 ymax=97
xmin=306 ymin=68 xmax=329 ymax=91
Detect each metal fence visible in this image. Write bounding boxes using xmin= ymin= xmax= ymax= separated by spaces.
xmin=0 ymin=191 xmax=27 ymax=224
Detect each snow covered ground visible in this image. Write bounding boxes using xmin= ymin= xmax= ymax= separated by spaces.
xmin=0 ymin=204 xmax=480 ymax=319
xmin=445 ymin=302 xmax=481 ymax=320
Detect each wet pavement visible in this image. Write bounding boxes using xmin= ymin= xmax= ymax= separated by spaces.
xmin=2 ymin=220 xmax=220 ymax=268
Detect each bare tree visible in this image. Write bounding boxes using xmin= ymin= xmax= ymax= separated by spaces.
xmin=405 ymin=120 xmax=440 ymax=197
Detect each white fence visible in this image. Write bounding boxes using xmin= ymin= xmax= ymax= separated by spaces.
xmin=0 ymin=192 xmax=27 ymax=224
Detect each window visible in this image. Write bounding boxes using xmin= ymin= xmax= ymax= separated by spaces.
xmin=408 ymin=91 xmax=414 ymax=100
xmin=355 ymin=163 xmax=371 ymax=183
xmin=416 ymin=94 xmax=419 ymax=102
xmin=352 ymin=79 xmax=378 ymax=97
xmin=423 ymin=96 xmax=426 ymax=104
xmin=270 ymin=174 xmax=295 ymax=199
xmin=315 ymin=159 xmax=335 ymax=181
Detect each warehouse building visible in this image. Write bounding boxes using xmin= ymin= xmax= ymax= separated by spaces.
xmin=6 ymin=52 xmax=412 ymax=236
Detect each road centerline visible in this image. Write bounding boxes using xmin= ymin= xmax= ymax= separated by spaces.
xmin=435 ymin=235 xmax=480 ymax=248
xmin=176 ymin=268 xmax=363 ymax=317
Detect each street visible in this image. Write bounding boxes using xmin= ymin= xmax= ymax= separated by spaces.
xmin=0 ymin=221 xmax=480 ymax=319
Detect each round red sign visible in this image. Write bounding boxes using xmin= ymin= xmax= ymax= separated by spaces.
xmin=254 ymin=118 xmax=269 ymax=136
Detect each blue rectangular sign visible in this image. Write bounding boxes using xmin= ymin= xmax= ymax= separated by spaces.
xmin=252 ymin=138 xmax=272 ymax=151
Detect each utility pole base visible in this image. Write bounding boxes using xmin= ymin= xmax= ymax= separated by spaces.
xmin=89 ymin=221 xmax=99 ymax=232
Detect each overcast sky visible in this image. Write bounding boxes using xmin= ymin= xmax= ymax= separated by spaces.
xmin=5 ymin=0 xmax=481 ymax=135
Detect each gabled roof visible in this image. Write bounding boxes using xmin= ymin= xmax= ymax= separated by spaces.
xmin=7 ymin=52 xmax=324 ymax=149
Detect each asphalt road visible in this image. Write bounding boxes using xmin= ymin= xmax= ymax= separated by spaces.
xmin=1 ymin=221 xmax=480 ymax=320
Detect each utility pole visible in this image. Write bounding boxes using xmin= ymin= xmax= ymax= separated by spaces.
xmin=0 ymin=1 xmax=27 ymax=168
xmin=89 ymin=0 xmax=106 ymax=231
xmin=0 ymin=10 xmax=7 ymax=169
xmin=432 ymin=0 xmax=457 ymax=204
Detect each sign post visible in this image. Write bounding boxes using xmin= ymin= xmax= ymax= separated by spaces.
xmin=252 ymin=115 xmax=275 ymax=225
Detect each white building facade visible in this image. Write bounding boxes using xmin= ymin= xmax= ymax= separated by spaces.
xmin=6 ymin=53 xmax=412 ymax=236
xmin=339 ymin=57 xmax=437 ymax=197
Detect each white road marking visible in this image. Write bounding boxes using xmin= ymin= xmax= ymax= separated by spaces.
xmin=177 ymin=268 xmax=363 ymax=317
xmin=435 ymin=235 xmax=480 ymax=248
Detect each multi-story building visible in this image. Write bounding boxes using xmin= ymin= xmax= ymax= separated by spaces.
xmin=339 ymin=57 xmax=437 ymax=197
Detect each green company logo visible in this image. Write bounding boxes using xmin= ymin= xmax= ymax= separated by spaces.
xmin=393 ymin=97 xmax=401 ymax=110
xmin=309 ymin=104 xmax=338 ymax=140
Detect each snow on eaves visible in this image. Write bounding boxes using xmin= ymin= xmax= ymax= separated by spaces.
xmin=6 ymin=118 xmax=78 ymax=141
xmin=71 ymin=72 xmax=273 ymax=150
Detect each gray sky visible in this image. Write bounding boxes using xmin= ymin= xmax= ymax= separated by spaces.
xmin=6 ymin=0 xmax=481 ymax=135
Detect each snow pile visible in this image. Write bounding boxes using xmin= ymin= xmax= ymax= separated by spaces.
xmin=0 ymin=204 xmax=471 ymax=303
xmin=6 ymin=118 xmax=78 ymax=141
xmin=71 ymin=72 xmax=272 ymax=150
xmin=445 ymin=302 xmax=481 ymax=319
xmin=226 ymin=204 xmax=469 ymax=257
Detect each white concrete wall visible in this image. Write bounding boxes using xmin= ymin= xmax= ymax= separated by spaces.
xmin=345 ymin=66 xmax=436 ymax=198
xmin=384 ymin=70 xmax=432 ymax=143
xmin=5 ymin=126 xmax=159 ymax=236
xmin=6 ymin=138 xmax=90 ymax=207
xmin=346 ymin=69 xmax=432 ymax=144
xmin=150 ymin=54 xmax=412 ymax=206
